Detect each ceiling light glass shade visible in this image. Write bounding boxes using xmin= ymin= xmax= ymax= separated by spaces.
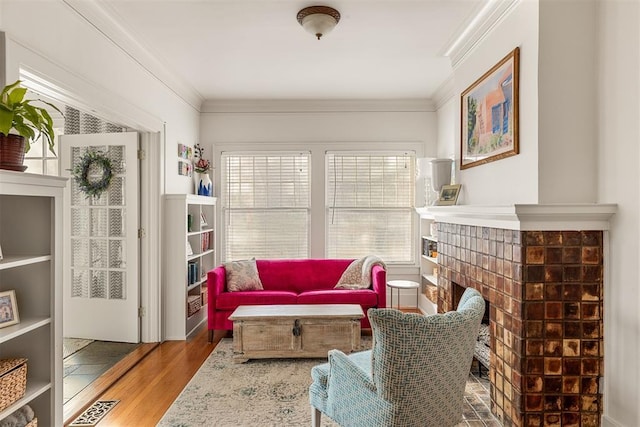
xmin=297 ymin=6 xmax=340 ymax=40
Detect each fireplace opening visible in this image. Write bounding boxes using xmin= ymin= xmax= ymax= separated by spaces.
xmin=453 ymin=282 xmax=490 ymax=377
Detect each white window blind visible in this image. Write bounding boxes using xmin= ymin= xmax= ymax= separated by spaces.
xmin=222 ymin=152 xmax=311 ymax=261
xmin=326 ymin=152 xmax=415 ymax=263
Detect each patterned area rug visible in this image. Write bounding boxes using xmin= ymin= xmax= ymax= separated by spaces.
xmin=158 ymin=338 xmax=342 ymax=427
xmin=159 ymin=338 xmax=499 ymax=427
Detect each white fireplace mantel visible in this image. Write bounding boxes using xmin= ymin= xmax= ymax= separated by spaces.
xmin=415 ymin=204 xmax=618 ymax=231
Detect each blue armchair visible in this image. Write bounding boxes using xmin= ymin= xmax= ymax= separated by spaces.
xmin=309 ymin=287 xmax=485 ymax=427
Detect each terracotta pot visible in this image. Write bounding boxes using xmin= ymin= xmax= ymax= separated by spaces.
xmin=0 ymin=134 xmax=27 ymax=171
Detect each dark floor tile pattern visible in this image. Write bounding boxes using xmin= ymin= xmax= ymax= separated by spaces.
xmin=456 ymin=370 xmax=503 ymax=427
xmin=63 ymin=341 xmax=139 ymax=404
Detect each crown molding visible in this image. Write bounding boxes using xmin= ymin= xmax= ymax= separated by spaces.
xmin=62 ymin=0 xmax=204 ymax=111
xmin=432 ymin=76 xmax=456 ymax=110
xmin=201 ymin=99 xmax=436 ymax=114
xmin=442 ymin=0 xmax=521 ymax=70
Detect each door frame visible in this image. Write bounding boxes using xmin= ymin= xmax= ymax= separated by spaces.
xmin=19 ymin=70 xmax=164 ymax=343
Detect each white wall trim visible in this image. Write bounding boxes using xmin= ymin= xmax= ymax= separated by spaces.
xmin=602 ymin=414 xmax=624 ymax=427
xmin=417 ymin=204 xmax=618 ymax=231
xmin=443 ymin=0 xmax=521 ymax=69
xmin=432 ymin=76 xmax=456 ymax=110
xmin=139 ymin=131 xmax=163 ymax=343
xmin=62 ymin=0 xmax=203 ymax=111
xmin=201 ymin=98 xmax=435 ymax=114
xmin=18 ymin=62 xmax=163 ymax=133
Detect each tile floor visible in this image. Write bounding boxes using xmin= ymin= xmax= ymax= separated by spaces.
xmin=63 ymin=340 xmax=139 ymax=404
xmin=456 ymin=369 xmax=502 ymax=427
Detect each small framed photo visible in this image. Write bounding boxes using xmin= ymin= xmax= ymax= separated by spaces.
xmin=0 ymin=290 xmax=20 ymax=329
xmin=437 ymin=184 xmax=462 ymax=206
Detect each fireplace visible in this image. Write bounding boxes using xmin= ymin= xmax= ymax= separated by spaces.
xmin=425 ymin=204 xmax=615 ymax=427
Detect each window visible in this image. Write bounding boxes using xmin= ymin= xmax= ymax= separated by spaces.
xmin=326 ymin=152 xmax=415 ymax=263
xmin=23 ymin=132 xmax=62 ymax=176
xmin=222 ymin=152 xmax=311 ymax=260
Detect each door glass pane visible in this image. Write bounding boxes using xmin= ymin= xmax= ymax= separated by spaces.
xmin=71 ymin=208 xmax=89 ymax=237
xmin=90 ymin=239 xmax=107 ymax=268
xmin=109 ymin=240 xmax=125 ymax=269
xmin=90 ymin=270 xmax=107 ymax=299
xmin=109 ymin=145 xmax=126 ymax=174
xmin=108 ymin=176 xmax=125 ymax=206
xmin=72 ymin=269 xmax=89 ymax=298
xmin=72 ymin=239 xmax=90 ymax=267
xmin=91 ymin=208 xmax=107 ymax=236
xmin=109 ymin=208 xmax=125 ymax=237
xmin=109 ymin=271 xmax=125 ymax=300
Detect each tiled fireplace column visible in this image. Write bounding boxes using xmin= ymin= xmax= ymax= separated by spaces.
xmin=423 ymin=205 xmax=616 ymax=427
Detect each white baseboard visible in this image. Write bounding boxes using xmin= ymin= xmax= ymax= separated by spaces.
xmin=602 ymin=414 xmax=625 ymax=427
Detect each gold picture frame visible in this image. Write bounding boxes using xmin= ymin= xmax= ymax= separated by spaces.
xmin=437 ymin=184 xmax=462 ymax=206
xmin=461 ymin=47 xmax=520 ymax=169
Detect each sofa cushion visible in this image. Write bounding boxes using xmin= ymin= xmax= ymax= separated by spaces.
xmin=217 ymin=290 xmax=298 ymax=310
xmin=225 ymin=259 xmax=263 ymax=292
xmin=297 ymin=289 xmax=379 ymax=306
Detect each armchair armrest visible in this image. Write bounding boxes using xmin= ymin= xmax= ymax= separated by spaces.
xmin=326 ymin=349 xmax=376 ymax=394
xmin=324 ymin=349 xmax=390 ymax=426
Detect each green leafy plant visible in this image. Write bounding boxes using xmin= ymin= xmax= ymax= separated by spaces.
xmin=0 ymin=80 xmax=62 ymax=154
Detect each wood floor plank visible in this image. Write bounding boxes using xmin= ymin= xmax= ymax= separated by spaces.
xmin=70 ymin=328 xmax=227 ymax=427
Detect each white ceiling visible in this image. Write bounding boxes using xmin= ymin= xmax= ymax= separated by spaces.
xmin=95 ymin=0 xmax=485 ymax=101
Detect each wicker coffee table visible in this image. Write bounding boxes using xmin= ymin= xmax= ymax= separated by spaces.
xmin=228 ymin=304 xmax=364 ymax=363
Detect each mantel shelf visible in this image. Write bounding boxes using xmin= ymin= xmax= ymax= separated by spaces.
xmin=416 ymin=204 xmax=617 ymax=231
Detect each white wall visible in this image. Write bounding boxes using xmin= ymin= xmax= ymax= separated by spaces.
xmin=0 ymin=0 xmax=199 ymax=195
xmin=436 ymin=0 xmax=639 ymax=425
xmin=598 ymin=1 xmax=640 ymax=426
xmin=448 ymin=0 xmax=540 ymax=205
xmin=201 ymin=101 xmax=436 ymax=295
xmin=538 ymin=0 xmax=597 ymax=203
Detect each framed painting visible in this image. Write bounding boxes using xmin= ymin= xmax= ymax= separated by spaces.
xmin=461 ymin=47 xmax=520 ymax=169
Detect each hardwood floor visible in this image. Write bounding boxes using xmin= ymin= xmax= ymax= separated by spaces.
xmin=64 ymin=327 xmax=227 ymax=427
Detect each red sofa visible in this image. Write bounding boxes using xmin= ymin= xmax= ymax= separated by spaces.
xmin=207 ymin=259 xmax=386 ymax=337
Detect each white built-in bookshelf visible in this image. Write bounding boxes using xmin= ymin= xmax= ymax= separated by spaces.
xmin=0 ymin=170 xmax=66 ymax=426
xmin=164 ymin=194 xmax=216 ymax=340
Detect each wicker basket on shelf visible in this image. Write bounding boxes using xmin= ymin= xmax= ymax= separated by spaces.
xmin=25 ymin=417 xmax=38 ymax=427
xmin=0 ymin=358 xmax=27 ymax=412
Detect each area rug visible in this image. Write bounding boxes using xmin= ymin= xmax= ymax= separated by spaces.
xmin=158 ymin=338 xmax=496 ymax=427
xmin=157 ymin=338 xmax=354 ymax=427
xmin=63 ymin=337 xmax=94 ymax=359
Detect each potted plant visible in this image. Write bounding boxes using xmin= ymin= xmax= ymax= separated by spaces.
xmin=0 ymin=80 xmax=61 ymax=171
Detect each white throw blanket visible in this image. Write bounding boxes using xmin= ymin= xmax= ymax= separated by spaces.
xmin=335 ymin=255 xmax=386 ymax=289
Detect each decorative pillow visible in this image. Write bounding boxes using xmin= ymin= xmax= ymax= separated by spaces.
xmin=224 ymin=259 xmax=263 ymax=292
xmin=335 ymin=255 xmax=386 ymax=289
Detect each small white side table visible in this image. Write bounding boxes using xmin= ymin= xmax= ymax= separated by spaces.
xmin=387 ymin=280 xmax=420 ymax=310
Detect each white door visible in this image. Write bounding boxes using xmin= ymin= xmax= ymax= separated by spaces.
xmin=60 ymin=132 xmax=140 ymax=343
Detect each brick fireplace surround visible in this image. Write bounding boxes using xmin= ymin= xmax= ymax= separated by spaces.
xmin=426 ymin=205 xmax=616 ymax=427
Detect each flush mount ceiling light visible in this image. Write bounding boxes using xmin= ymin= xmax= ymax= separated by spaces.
xmin=297 ymin=6 xmax=341 ymax=40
